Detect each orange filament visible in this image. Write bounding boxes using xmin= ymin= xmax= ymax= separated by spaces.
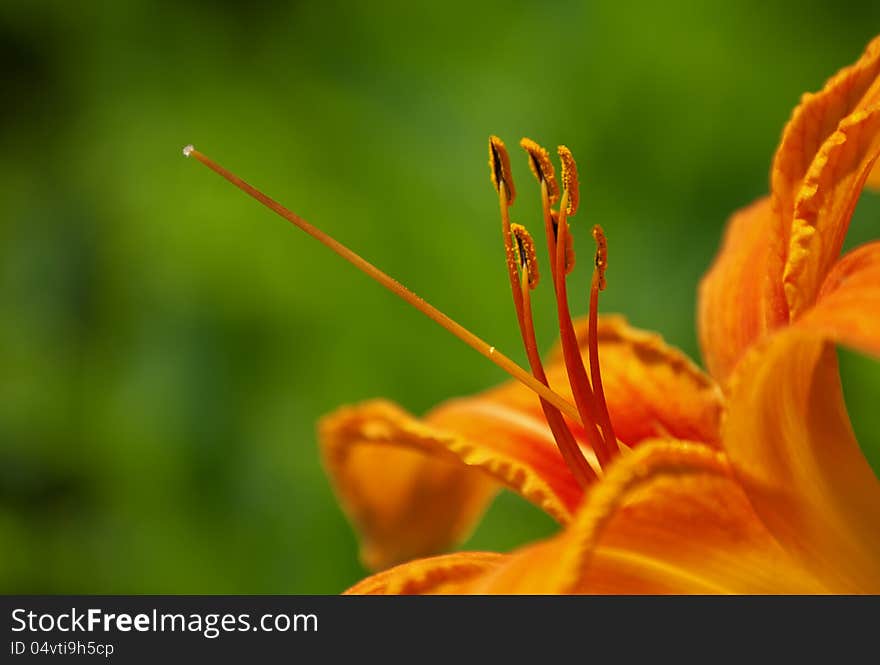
xmin=495 ymin=135 xmax=620 ymax=474
xmin=554 ymin=211 xmax=576 ymax=276
xmin=517 ymin=249 xmax=598 ymax=486
xmin=553 ymin=190 xmax=613 ymax=468
xmin=543 ymin=184 xmax=560 ymax=283
xmin=183 ymin=145 xmax=581 ymax=424
xmin=518 ymin=137 xmax=611 ymax=468
xmin=518 ymin=138 xmax=617 ymax=470
xmin=510 ymin=223 xmax=598 ymax=487
xmin=589 ymin=225 xmax=617 ymax=451
xmin=490 ymin=140 xmax=596 ymax=487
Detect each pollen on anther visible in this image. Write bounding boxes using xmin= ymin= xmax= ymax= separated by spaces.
xmin=558 ymin=146 xmax=580 ymax=216
xmin=592 ymin=224 xmax=608 ymax=291
xmin=182 ymin=144 xmax=195 ymax=157
xmin=520 ymin=138 xmax=559 ymax=204
xmin=511 ymin=223 xmax=540 ymax=289
xmin=489 ymin=136 xmax=516 ymax=204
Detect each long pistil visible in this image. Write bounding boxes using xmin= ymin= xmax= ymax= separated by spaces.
xmin=183 ymin=144 xmax=581 ymax=424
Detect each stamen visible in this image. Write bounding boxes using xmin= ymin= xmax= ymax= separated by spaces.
xmin=589 ymin=225 xmax=617 ymax=452
xmin=490 ymin=147 xmax=596 ymax=487
xmin=554 ymin=204 xmax=613 ymax=468
xmin=489 ymin=137 xmax=527 ymax=334
xmin=511 ymin=223 xmax=540 ymax=290
xmin=520 ymin=138 xmax=570 ymax=288
xmin=520 ymin=138 xmax=560 ymax=204
xmin=184 ymin=145 xmax=581 ymax=424
xmin=488 ymin=135 xmax=516 ymax=205
xmin=521 ymin=141 xmax=611 ymax=468
xmin=514 ymin=226 xmax=597 ymax=487
xmin=558 ymin=146 xmax=580 ymax=216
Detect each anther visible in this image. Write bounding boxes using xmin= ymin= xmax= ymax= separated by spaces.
xmin=489 ymin=136 xmax=516 ymax=204
xmin=588 ymin=223 xmax=616 ymax=455
xmin=520 ymin=138 xmax=559 ymax=204
xmin=511 ymin=223 xmax=540 ymax=290
xmin=558 ymin=146 xmax=580 ymax=216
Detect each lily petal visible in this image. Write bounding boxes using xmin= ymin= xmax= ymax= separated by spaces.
xmin=724 ymin=329 xmax=880 ymax=592
xmin=474 ymin=441 xmax=823 ymax=593
xmin=542 ymin=315 xmax=724 ymax=446
xmin=343 ymin=552 xmax=505 ymax=594
xmin=319 ymin=399 xmax=579 ymax=570
xmin=771 ymin=35 xmax=880 ymax=316
xmin=698 ymin=197 xmax=787 ymax=384
xmin=319 ymin=315 xmax=723 ymax=570
xmin=783 ymin=107 xmax=880 ymax=317
xmin=347 ymin=441 xmax=824 ymax=594
xmin=799 ymin=241 xmax=880 ymax=357
xmin=771 ymin=36 xmax=880 ymax=233
xmin=869 ymin=161 xmax=880 ymax=189
xmin=699 ymin=37 xmax=880 ymax=385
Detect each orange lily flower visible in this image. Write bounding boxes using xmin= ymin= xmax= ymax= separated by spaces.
xmin=327 ymin=37 xmax=880 ymax=593
xmin=184 ymin=36 xmax=880 ymax=593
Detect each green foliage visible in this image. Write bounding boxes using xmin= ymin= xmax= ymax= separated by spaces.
xmin=0 ymin=0 xmax=877 ymax=592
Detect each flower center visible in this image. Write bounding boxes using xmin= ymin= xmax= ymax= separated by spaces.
xmin=490 ymin=137 xmax=619 ymax=485
xmin=183 ymin=137 xmax=618 ymax=490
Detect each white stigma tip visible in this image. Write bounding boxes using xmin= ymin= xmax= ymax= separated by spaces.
xmin=182 ymin=144 xmax=194 ymax=157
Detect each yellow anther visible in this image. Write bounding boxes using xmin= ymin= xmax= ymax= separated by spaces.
xmin=489 ymin=136 xmax=516 ymax=205
xmin=520 ymin=138 xmax=559 ymax=205
xmin=511 ymin=223 xmax=540 ymax=289
xmin=557 ymin=145 xmax=580 ymax=216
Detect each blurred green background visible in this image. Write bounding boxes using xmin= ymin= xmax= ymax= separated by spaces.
xmin=1 ymin=1 xmax=878 ymax=593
